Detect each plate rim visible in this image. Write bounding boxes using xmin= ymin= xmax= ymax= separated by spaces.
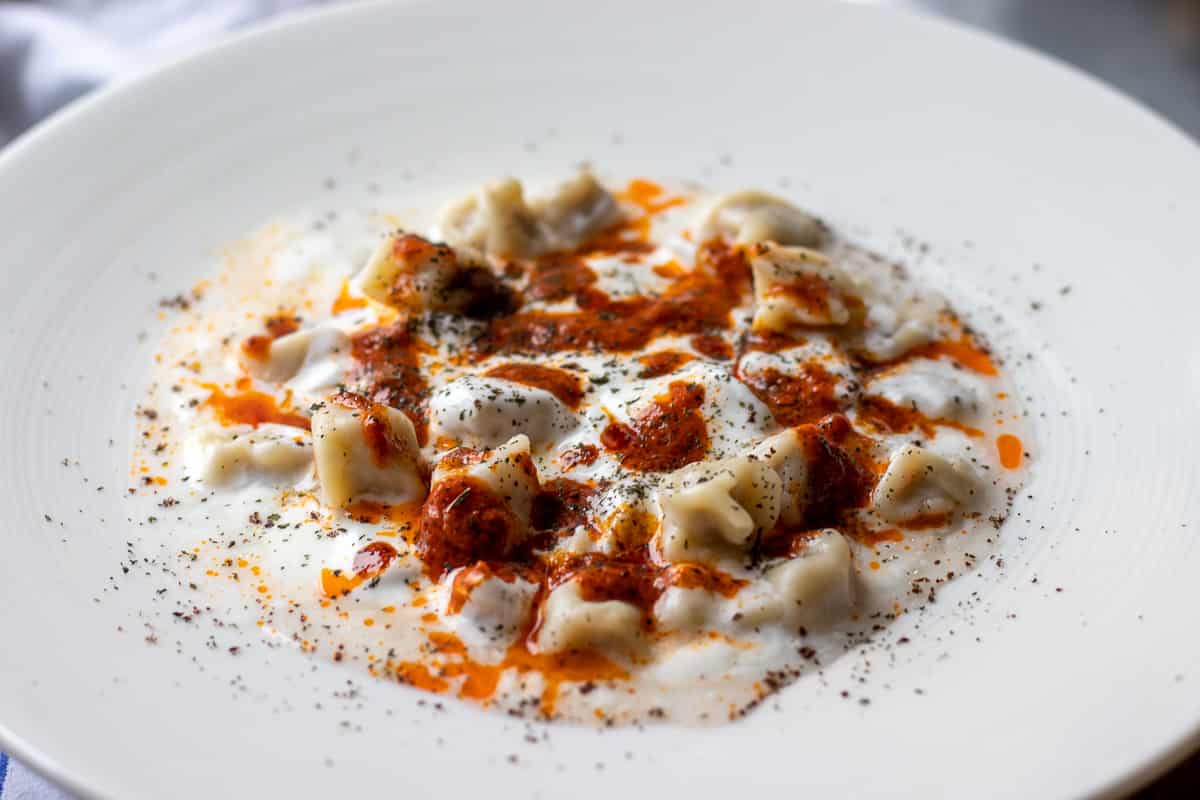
xmin=0 ymin=1 xmax=1197 ymax=797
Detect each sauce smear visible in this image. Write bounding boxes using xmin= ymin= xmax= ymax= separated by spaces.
xmin=202 ymin=383 xmax=310 ymax=430
xmin=600 ymin=381 xmax=708 ymax=472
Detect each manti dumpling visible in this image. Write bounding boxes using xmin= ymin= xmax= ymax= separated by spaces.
xmin=749 ymin=242 xmax=861 ymax=332
xmin=534 ymin=579 xmax=643 ymax=654
xmin=357 ymin=232 xmax=514 ymax=318
xmin=439 ymin=172 xmax=621 ymax=258
xmin=238 ymin=326 xmax=350 ymax=384
xmin=657 ymin=455 xmax=782 ymax=566
xmin=428 ymin=375 xmax=578 ymax=450
xmin=871 ymin=444 xmax=981 ymax=523
xmin=187 ymin=423 xmax=313 ymax=487
xmin=311 ymin=393 xmax=425 ymax=507
xmin=417 ymin=435 xmax=543 ymax=575
xmin=698 ymin=190 xmax=827 ymax=248
xmin=765 ymin=528 xmax=854 ymax=626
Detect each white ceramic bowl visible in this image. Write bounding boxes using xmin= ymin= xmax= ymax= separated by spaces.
xmin=1 ymin=1 xmax=1197 ymax=797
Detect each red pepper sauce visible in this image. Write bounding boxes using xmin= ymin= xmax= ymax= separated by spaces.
xmin=478 ymin=271 xmax=739 ymax=356
xmin=329 ymin=391 xmax=414 ymax=467
xmin=418 ymin=476 xmax=598 ymax=584
xmin=904 ymin=511 xmax=953 ymax=530
xmin=660 ymin=562 xmax=748 ymax=598
xmin=320 ymin=541 xmax=398 ymax=597
xmin=758 ymin=416 xmax=877 ymax=557
xmin=240 ymin=312 xmax=301 ymax=361
xmin=331 ymin=278 xmax=368 ymax=314
xmin=523 ymin=255 xmax=597 ymax=302
xmin=390 ymin=630 xmax=628 ymax=717
xmin=905 ymin=334 xmax=998 ymax=376
xmin=578 ymin=234 xmax=660 ymax=258
xmin=997 ymin=434 xmax=1023 ymax=469
xmin=816 ymin=413 xmax=882 ymax=478
xmin=697 ymin=239 xmax=753 ymax=295
xmin=559 ymin=443 xmax=599 ymax=470
xmin=856 ymin=395 xmax=983 ymax=438
xmin=498 ymin=641 xmax=628 ymax=717
xmin=600 ymin=381 xmax=708 ymax=472
xmin=619 ymin=178 xmax=688 ymax=217
xmin=757 ymin=528 xmax=823 ymax=560
xmin=735 ymin=362 xmax=843 ymax=428
xmin=416 ymin=476 xmax=522 ymax=579
xmin=530 ymin=478 xmax=598 ymax=533
xmin=343 ymin=499 xmax=421 ymax=527
xmin=349 ymin=321 xmax=430 ymax=444
xmin=201 ymin=382 xmax=310 ymax=430
xmin=742 ymin=330 xmax=807 ymax=353
xmin=858 ymin=526 xmax=905 ymax=549
xmin=690 ymin=334 xmax=733 ymax=361
xmin=483 ymin=362 xmax=584 ymax=408
xmin=476 ymin=242 xmax=749 ymax=358
xmin=636 ymin=350 xmax=694 ymax=379
xmin=765 ymin=273 xmax=837 ymax=319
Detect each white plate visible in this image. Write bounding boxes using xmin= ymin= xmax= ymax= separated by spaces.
xmin=1 ymin=1 xmax=1197 ymax=797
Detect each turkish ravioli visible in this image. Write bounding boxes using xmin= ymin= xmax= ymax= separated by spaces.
xmin=135 ymin=171 xmax=1029 ymax=726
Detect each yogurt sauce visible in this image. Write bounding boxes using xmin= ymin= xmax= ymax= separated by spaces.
xmin=131 ymin=176 xmax=1030 ymax=724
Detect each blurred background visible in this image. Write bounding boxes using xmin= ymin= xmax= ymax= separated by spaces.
xmin=0 ymin=1 xmax=1195 ymax=798
xmin=0 ymin=0 xmax=1197 ymax=146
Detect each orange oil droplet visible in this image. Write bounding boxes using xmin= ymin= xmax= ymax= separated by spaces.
xmin=997 ymin=434 xmax=1023 ymax=469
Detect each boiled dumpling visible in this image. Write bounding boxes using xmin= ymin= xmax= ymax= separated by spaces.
xmin=359 ymin=232 xmax=459 ymax=310
xmin=657 ymin=455 xmax=782 ymax=566
xmin=865 ymin=358 xmax=984 ymax=421
xmin=531 ymin=170 xmax=621 ymax=246
xmin=871 ymin=444 xmax=980 ymax=523
xmin=749 ymin=242 xmax=860 ymax=332
xmin=239 ymin=327 xmax=350 ymax=385
xmin=431 ymin=434 xmax=541 ymax=529
xmin=357 ymin=231 xmax=513 ymax=318
xmin=440 ymin=178 xmax=550 ymax=258
xmin=857 ymin=298 xmax=941 ymax=361
xmin=187 ymin=423 xmax=312 ymax=487
xmin=748 ymin=428 xmax=811 ymax=527
xmin=653 ymin=586 xmax=715 ymax=631
xmin=428 ymin=376 xmax=577 ymax=450
xmin=765 ymin=529 xmax=854 ymax=626
xmin=699 ymin=190 xmax=827 ymax=248
xmin=311 ymin=394 xmax=425 ymax=507
xmin=417 ymin=435 xmax=544 ymax=575
xmin=443 ymin=563 xmax=538 ymax=650
xmin=534 ymin=580 xmax=643 ymax=653
xmin=440 ymin=173 xmax=623 ymax=258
